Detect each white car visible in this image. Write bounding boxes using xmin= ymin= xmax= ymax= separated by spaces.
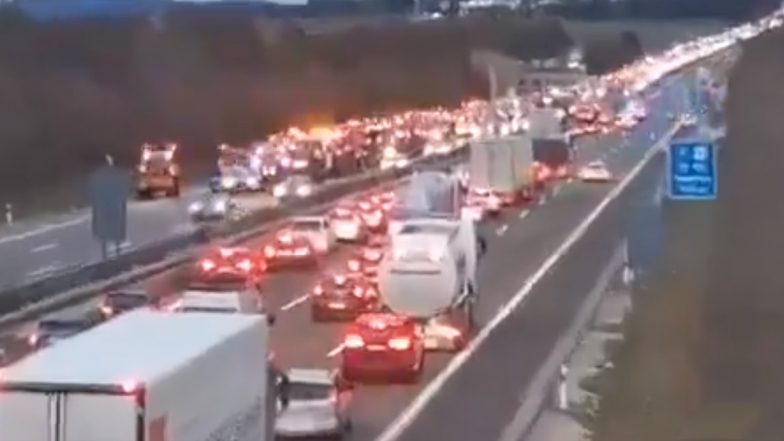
xmin=289 ymin=216 xmax=336 ymax=254
xmin=172 ymin=285 xmax=272 ymax=320
xmin=330 ymin=207 xmax=367 ymax=243
xmin=273 ymin=174 xmax=314 ymax=200
xmin=275 ymin=369 xmax=353 ymax=439
xmin=578 ymin=160 xmax=613 ymax=182
xmin=188 ymin=193 xmax=237 ymax=222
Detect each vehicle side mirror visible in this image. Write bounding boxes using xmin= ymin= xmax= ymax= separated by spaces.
xmin=267 ymin=314 xmax=276 ymax=326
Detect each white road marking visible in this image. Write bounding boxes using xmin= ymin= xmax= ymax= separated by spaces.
xmin=327 ymin=343 xmax=346 ymax=358
xmin=281 ymin=294 xmax=310 ymax=311
xmin=30 ymin=242 xmax=58 ymax=253
xmin=0 ymin=216 xmax=88 ymax=245
xmin=495 ymin=224 xmax=508 ymax=236
xmin=26 ymin=264 xmax=62 ymax=279
xmin=518 ymin=210 xmax=530 ymax=220
xmin=374 ymin=123 xmax=682 ymax=441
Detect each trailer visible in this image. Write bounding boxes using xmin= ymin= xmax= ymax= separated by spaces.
xmin=0 ymin=310 xmax=274 ymax=441
xmin=379 ymin=171 xmax=481 ymax=351
xmin=468 ymin=134 xmax=534 ymax=205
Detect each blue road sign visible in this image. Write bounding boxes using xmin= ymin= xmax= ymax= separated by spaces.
xmin=667 ymin=140 xmax=717 ymax=200
xmin=89 ymin=165 xmax=131 ymax=244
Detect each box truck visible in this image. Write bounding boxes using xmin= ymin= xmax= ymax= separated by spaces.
xmin=0 ymin=309 xmax=274 ymax=441
xmin=468 ymin=134 xmax=534 ymax=209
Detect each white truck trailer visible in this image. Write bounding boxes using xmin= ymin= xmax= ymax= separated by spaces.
xmin=469 ymin=134 xmax=534 ymax=203
xmin=379 ymin=171 xmax=480 ymax=351
xmin=0 ymin=309 xmax=274 ymax=441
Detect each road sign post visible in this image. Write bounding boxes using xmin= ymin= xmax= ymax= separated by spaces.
xmin=667 ymin=139 xmax=718 ymax=200
xmin=89 ymin=165 xmax=131 ymax=259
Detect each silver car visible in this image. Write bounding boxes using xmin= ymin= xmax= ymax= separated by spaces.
xmin=275 ymin=368 xmax=353 ymax=439
xmin=188 ymin=193 xmax=237 ymax=222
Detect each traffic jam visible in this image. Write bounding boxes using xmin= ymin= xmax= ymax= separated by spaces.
xmin=0 ymin=16 xmax=774 ymax=441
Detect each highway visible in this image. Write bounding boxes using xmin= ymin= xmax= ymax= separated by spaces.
xmin=0 ymin=71 xmax=692 ymax=440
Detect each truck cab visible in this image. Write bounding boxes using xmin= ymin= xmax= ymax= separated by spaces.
xmin=136 ymin=142 xmax=180 ymax=198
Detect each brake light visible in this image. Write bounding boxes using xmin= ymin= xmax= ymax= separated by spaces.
xmin=121 ymin=379 xmax=139 ymax=394
xmin=28 ymin=334 xmax=38 ymax=346
xmin=236 ymin=259 xmax=253 ymax=273
xmin=100 ymin=305 xmax=113 ymax=316
xmin=353 ymin=286 xmax=364 ymax=298
xmin=313 ymin=285 xmax=323 ymax=295
xmin=200 ymin=259 xmax=216 ymax=272
xmin=388 ymin=337 xmax=411 ymax=351
xmin=347 ymin=259 xmax=361 ymax=272
xmin=264 ymin=246 xmax=276 ymax=258
xmin=344 ymin=334 xmax=365 ymax=349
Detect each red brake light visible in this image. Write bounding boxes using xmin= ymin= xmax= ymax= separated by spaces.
xmin=200 ymin=259 xmax=216 ymax=272
xmin=352 ymin=286 xmax=364 ymax=298
xmin=28 ymin=334 xmax=38 ymax=346
xmin=344 ymin=334 xmax=365 ymax=349
xmin=121 ymin=379 xmax=138 ymax=394
xmin=100 ymin=305 xmax=113 ymax=316
xmin=388 ymin=337 xmax=411 ymax=351
xmin=264 ymin=246 xmax=276 ymax=258
xmin=347 ymin=259 xmax=361 ymax=272
xmin=236 ymin=259 xmax=253 ymax=273
xmin=313 ymin=285 xmax=323 ymax=295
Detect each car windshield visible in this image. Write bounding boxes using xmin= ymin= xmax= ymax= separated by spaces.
xmin=107 ymin=292 xmax=149 ymax=309
xmin=289 ymin=382 xmax=332 ymax=401
xmin=292 ymin=220 xmax=322 ymax=231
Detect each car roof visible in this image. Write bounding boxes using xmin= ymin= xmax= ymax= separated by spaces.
xmin=287 ymin=368 xmax=333 ymax=385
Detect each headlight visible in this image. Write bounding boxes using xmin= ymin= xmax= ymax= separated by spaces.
xmin=273 ymin=185 xmax=287 ymax=197
xmin=245 ymin=177 xmax=259 ymax=187
xmin=188 ymin=202 xmax=203 ymax=213
xmin=221 ymin=177 xmax=237 ymax=188
xmin=296 ymin=185 xmax=312 ymax=197
xmin=213 ymin=201 xmax=227 ymax=212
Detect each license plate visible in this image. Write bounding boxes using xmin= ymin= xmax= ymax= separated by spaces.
xmin=367 ymin=344 xmax=387 ymax=351
xmin=278 ymin=250 xmax=293 ymax=256
xmin=328 ymin=302 xmax=346 ymax=309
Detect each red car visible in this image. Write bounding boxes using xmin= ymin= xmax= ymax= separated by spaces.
xmin=195 ymin=247 xmax=266 ymax=286
xmin=340 ymin=313 xmax=425 ymax=383
xmin=346 ymin=243 xmax=385 ymax=282
xmin=310 ymin=273 xmax=379 ymax=321
xmin=263 ymin=232 xmax=318 ymax=269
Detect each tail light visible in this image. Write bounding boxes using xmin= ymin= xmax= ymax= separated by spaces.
xmin=347 ymin=259 xmax=361 ymax=272
xmin=388 ymin=337 xmax=412 ymax=351
xmin=264 ymin=246 xmax=276 ymax=258
xmin=344 ymin=334 xmax=365 ymax=349
xmin=365 ymin=287 xmax=378 ymax=298
xmin=236 ymin=259 xmax=253 ymax=273
xmin=121 ymin=379 xmax=139 ymax=394
xmin=100 ymin=305 xmax=113 ymax=317
xmin=352 ymin=286 xmax=364 ymax=298
xmin=28 ymin=334 xmax=39 ymax=346
xmin=200 ymin=259 xmax=216 ymax=272
xmin=313 ymin=285 xmax=323 ymax=295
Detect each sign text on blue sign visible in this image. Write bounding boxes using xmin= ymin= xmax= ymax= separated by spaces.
xmin=667 ymin=140 xmax=717 ymax=200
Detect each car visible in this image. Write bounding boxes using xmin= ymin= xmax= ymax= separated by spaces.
xmin=356 ymin=200 xmax=387 ymax=233
xmin=310 ymin=273 xmax=379 ymax=321
xmin=27 ymin=314 xmax=99 ymax=349
xmin=264 ymin=231 xmax=319 ymax=269
xmin=171 ymin=282 xmax=272 ymax=321
xmin=275 ymin=368 xmax=353 ymax=439
xmin=188 ymin=193 xmax=238 ymax=222
xmin=95 ymin=288 xmax=155 ymax=321
xmin=340 ymin=313 xmax=425 ymax=383
xmin=289 ymin=216 xmax=335 ymax=254
xmin=577 ymin=160 xmax=613 ymax=182
xmin=346 ymin=242 xmax=386 ymax=282
xmin=195 ymin=247 xmax=266 ymax=286
xmin=209 ymin=168 xmax=263 ymax=193
xmin=273 ymin=174 xmax=314 ymax=200
xmin=329 ymin=207 xmax=368 ymax=243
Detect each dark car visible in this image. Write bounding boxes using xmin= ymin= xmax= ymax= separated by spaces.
xmin=28 ymin=315 xmax=99 ymax=349
xmin=310 ymin=273 xmax=379 ymax=321
xmin=97 ymin=288 xmax=155 ymax=320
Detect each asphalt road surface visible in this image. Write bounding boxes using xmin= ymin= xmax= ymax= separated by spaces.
xmin=0 ymin=72 xmax=696 ymax=440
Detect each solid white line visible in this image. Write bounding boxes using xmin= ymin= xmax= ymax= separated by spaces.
xmin=30 ymin=242 xmax=58 ymax=253
xmin=373 ymin=123 xmax=681 ymax=441
xmin=497 ymin=245 xmax=625 ymax=441
xmin=26 ymin=264 xmax=62 ymax=279
xmin=518 ymin=210 xmax=530 ymax=220
xmin=0 ymin=216 xmax=88 ymax=245
xmin=327 ymin=343 xmax=346 ymax=358
xmin=281 ymin=294 xmax=310 ymax=312
xmin=496 ymin=224 xmax=508 ymax=236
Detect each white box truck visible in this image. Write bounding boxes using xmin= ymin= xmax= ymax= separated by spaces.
xmin=0 ymin=309 xmax=274 ymax=441
xmin=468 ymin=134 xmax=534 ymax=204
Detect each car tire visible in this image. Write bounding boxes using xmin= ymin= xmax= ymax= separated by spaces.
xmin=401 ymin=355 xmax=424 ymax=384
